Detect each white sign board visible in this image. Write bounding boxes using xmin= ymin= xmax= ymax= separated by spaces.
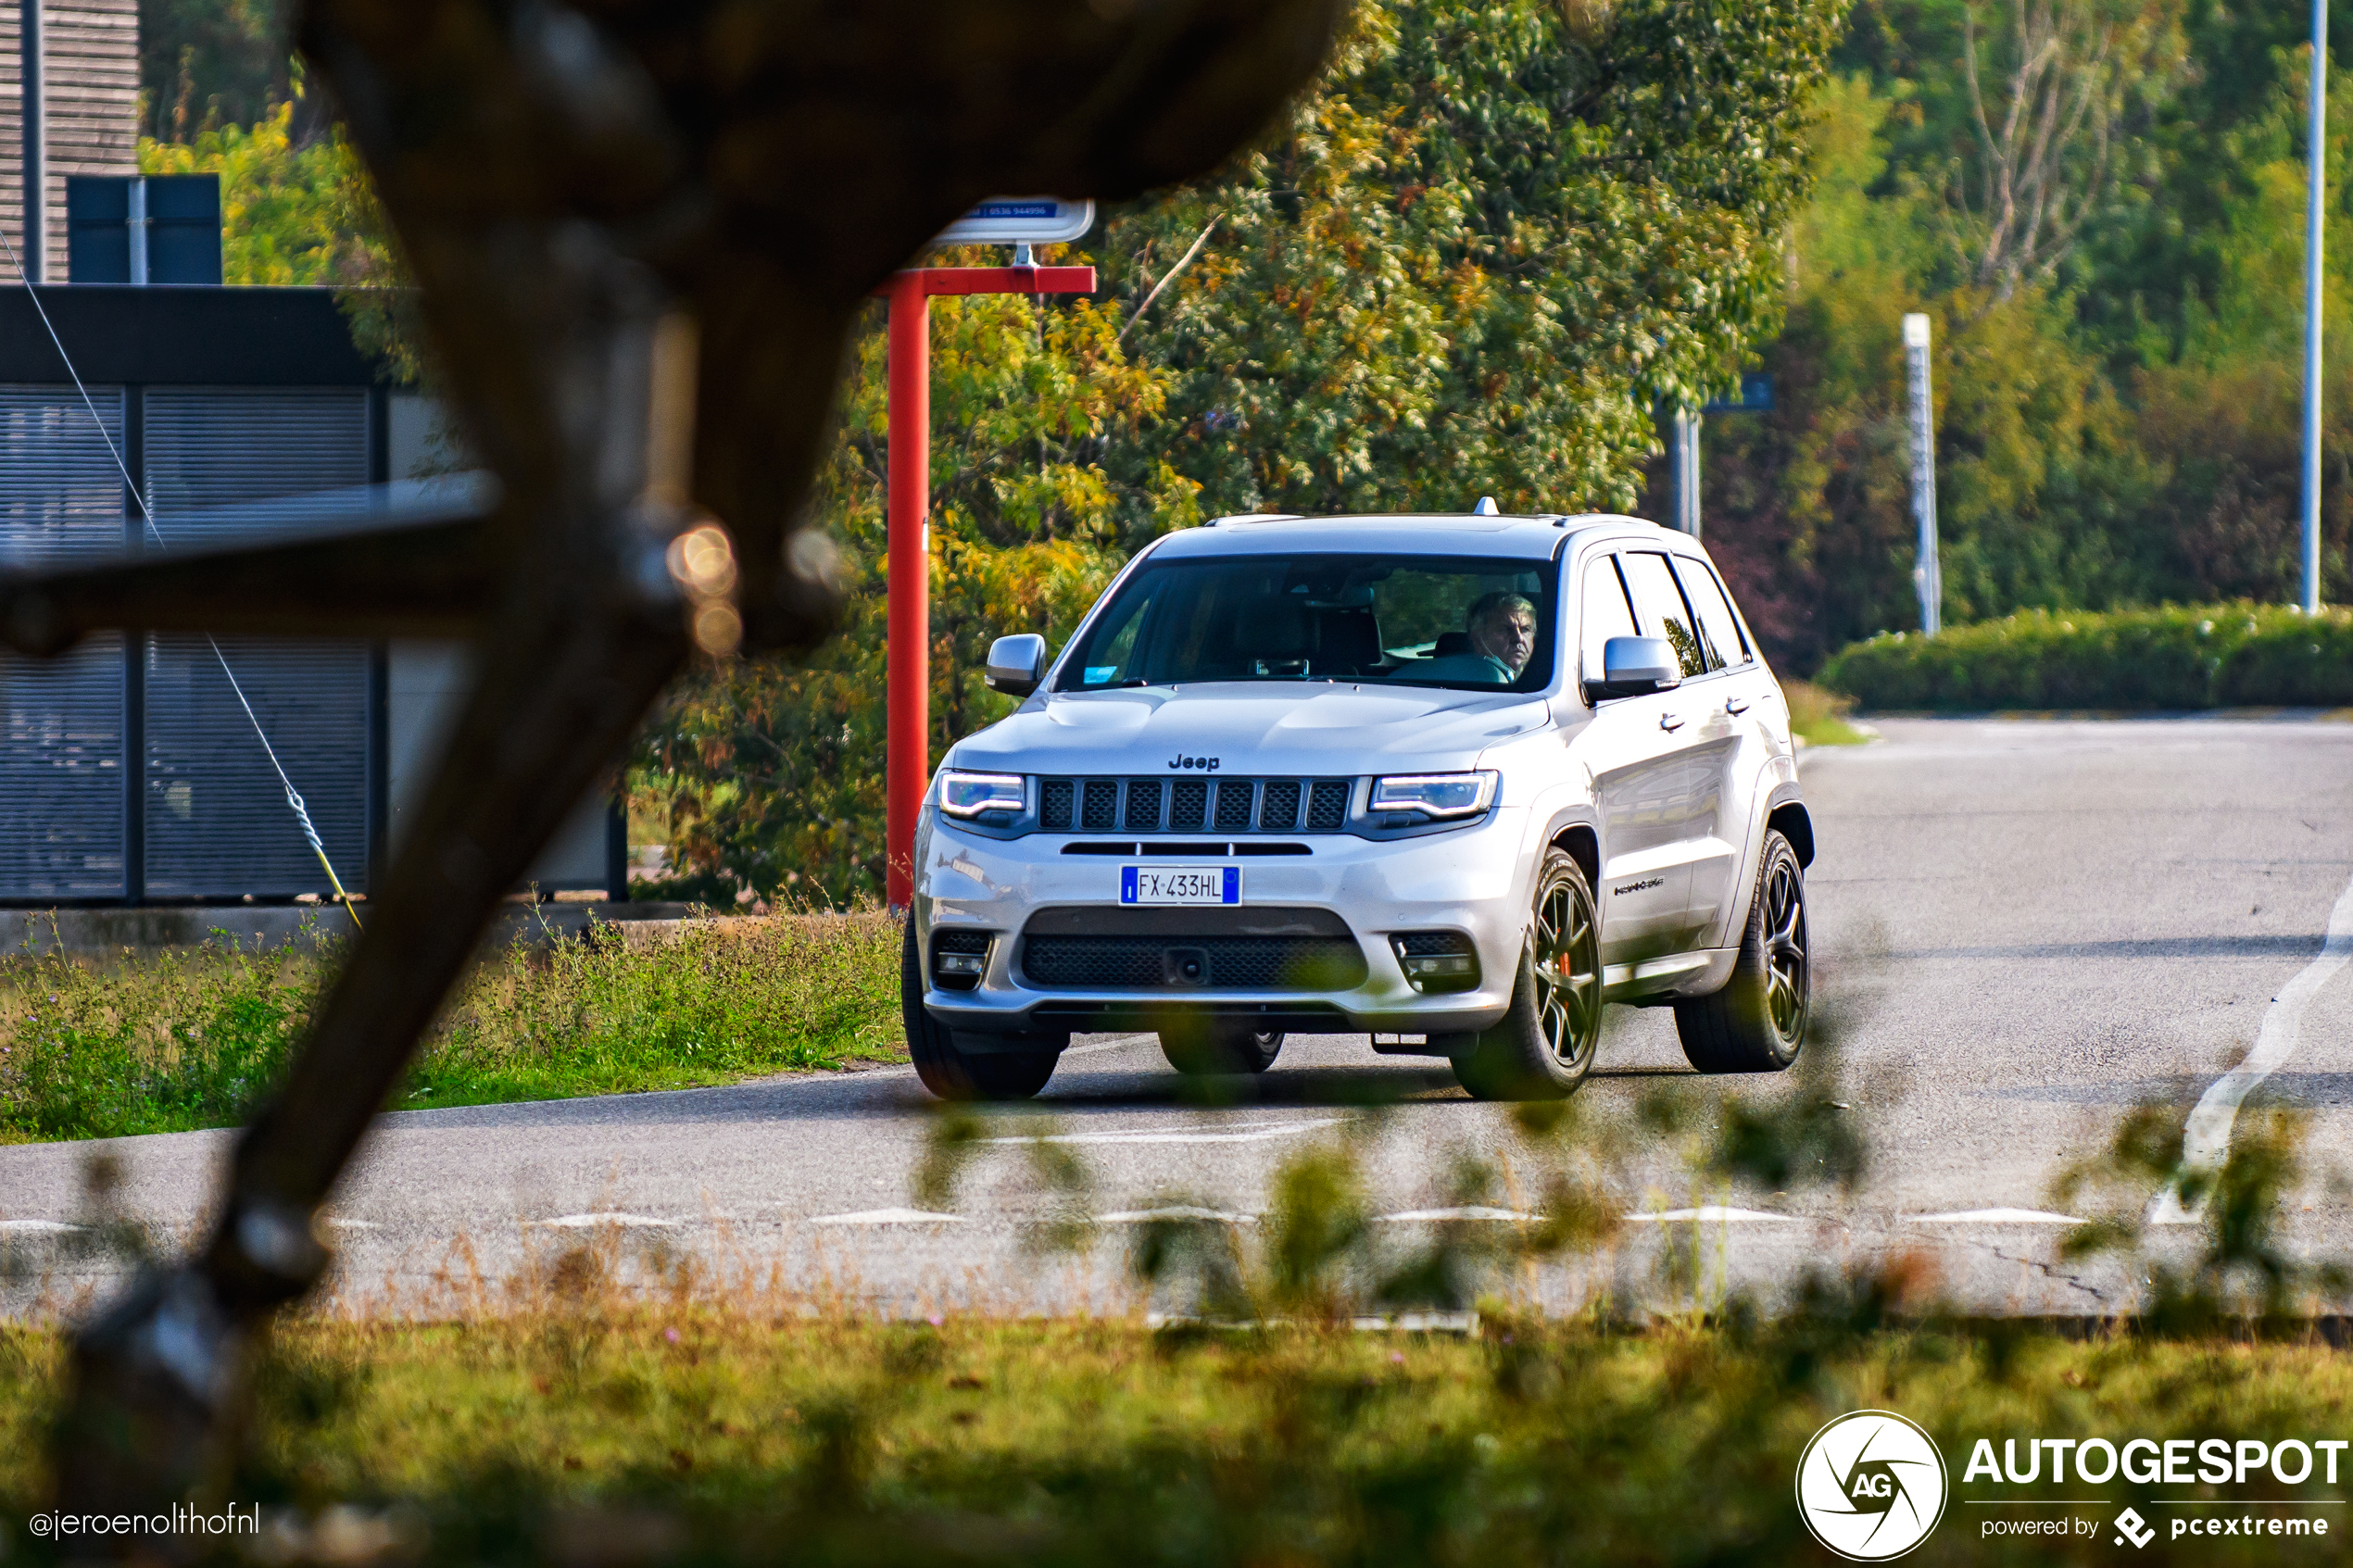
xmin=934 ymin=196 xmax=1095 ymax=246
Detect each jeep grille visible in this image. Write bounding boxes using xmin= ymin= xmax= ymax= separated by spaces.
xmin=1038 ymin=776 xmax=1354 ymax=834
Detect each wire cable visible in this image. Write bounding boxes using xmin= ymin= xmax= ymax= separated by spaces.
xmin=1 ymin=227 xmax=364 ymax=930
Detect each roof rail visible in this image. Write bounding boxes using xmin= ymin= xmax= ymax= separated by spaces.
xmin=1549 ymin=511 xmax=1664 ymax=529
xmin=1202 ymin=512 xmax=1304 ymax=527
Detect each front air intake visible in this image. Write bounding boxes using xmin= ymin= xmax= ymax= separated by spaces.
xmin=1032 ymin=776 xmax=1356 ymax=836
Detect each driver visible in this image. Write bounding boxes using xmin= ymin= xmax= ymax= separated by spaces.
xmin=1416 ymin=591 xmax=1539 ymax=684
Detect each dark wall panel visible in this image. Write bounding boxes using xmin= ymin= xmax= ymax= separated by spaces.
xmin=0 ymin=383 xmax=125 ymax=898
xmin=138 ymin=388 xmax=371 ymax=898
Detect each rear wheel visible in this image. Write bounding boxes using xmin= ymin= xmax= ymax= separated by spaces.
xmin=900 ymin=921 xmax=1063 ymax=1100
xmin=1674 ymin=830 xmax=1807 ymax=1073
xmin=1451 ymin=848 xmax=1603 ymax=1101
xmin=1159 ymin=1021 xmax=1285 ymax=1076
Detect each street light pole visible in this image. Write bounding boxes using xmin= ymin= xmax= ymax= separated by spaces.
xmin=1903 ymin=312 xmax=1942 ymax=635
xmin=2302 ymin=0 xmax=2329 ymax=614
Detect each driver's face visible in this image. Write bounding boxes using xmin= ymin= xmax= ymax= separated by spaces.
xmin=1475 ymin=608 xmax=1537 ymax=675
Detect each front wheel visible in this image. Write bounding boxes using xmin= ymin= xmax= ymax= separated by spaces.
xmin=1160 ymin=1021 xmax=1284 ymax=1076
xmin=1451 ymin=848 xmax=1603 ymax=1101
xmin=1674 ymin=829 xmax=1808 ymax=1073
xmin=900 ymin=921 xmax=1063 ymax=1100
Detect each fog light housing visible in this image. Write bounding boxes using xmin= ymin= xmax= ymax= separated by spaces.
xmin=930 ymin=929 xmax=994 ymax=991
xmin=1392 ymin=932 xmax=1479 ymax=994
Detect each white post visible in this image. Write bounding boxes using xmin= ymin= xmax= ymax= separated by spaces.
xmin=127 ymin=176 xmax=148 ymax=285
xmin=1903 ymin=312 xmax=1942 ymax=635
xmin=1667 ymin=408 xmax=1701 ymax=536
xmin=2302 ymin=1 xmax=2328 ymax=614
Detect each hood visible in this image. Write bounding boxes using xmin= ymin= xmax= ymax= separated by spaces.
xmin=948 ymin=683 xmax=1548 ymax=778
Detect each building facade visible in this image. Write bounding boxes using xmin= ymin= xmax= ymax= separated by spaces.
xmin=2 ymin=1 xmax=140 ymax=283
xmin=0 ymin=286 xmax=619 ymax=905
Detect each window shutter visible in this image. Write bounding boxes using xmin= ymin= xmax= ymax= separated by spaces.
xmin=139 ymin=389 xmax=371 ymax=898
xmin=0 ymin=385 xmax=127 ymax=899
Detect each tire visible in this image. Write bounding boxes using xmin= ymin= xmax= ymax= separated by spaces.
xmin=1674 ymin=830 xmax=1808 ymax=1073
xmin=1158 ymin=1020 xmax=1285 ymax=1076
xmin=1451 ymin=848 xmax=1604 ymax=1101
xmin=900 ymin=921 xmax=1063 ymax=1100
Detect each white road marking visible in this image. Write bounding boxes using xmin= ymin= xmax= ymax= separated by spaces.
xmin=2152 ymin=869 xmax=2353 ymax=1225
xmin=0 ymin=1219 xmax=82 ymax=1234
xmin=809 ymin=1207 xmax=965 ymax=1225
xmin=321 ymin=1217 xmax=383 ymax=1231
xmin=534 ymin=1211 xmax=675 ymax=1229
xmin=1906 ymin=1208 xmax=2085 ymax=1225
xmin=1096 ymin=1207 xmax=1255 ymax=1223
xmin=1624 ymin=1206 xmax=1799 ymax=1224
xmin=1143 ymin=1311 xmax=1480 ymax=1334
xmin=985 ymin=1117 xmax=1345 ymax=1148
xmin=1376 ymin=1207 xmax=1541 ymax=1223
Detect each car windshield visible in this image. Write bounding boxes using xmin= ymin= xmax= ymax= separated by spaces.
xmin=1054 ymin=552 xmax=1559 ymax=693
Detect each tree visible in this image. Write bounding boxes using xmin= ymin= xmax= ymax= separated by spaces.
xmin=137 ymin=0 xmax=301 ymax=144
xmin=1955 ymin=0 xmax=2187 ymax=300
xmin=1106 ymin=0 xmax=1846 ymax=522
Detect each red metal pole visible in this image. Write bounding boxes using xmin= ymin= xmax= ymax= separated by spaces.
xmin=878 ymin=262 xmax=1091 ymax=910
xmin=885 ymin=271 xmax=930 ymax=910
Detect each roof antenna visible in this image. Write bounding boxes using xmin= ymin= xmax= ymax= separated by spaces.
xmin=1472 ymin=495 xmax=1499 ymax=515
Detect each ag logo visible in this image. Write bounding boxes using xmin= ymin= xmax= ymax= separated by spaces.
xmin=1794 ymin=1410 xmax=1948 ymax=1561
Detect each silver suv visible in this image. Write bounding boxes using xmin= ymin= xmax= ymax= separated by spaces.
xmin=901 ymin=511 xmax=1814 ymax=1100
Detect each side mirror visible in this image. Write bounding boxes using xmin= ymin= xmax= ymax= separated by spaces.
xmin=1586 ymin=635 xmax=1682 ymax=703
xmin=985 ymin=633 xmax=1050 ymax=697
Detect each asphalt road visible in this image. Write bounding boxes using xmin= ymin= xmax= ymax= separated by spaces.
xmin=6 ymin=716 xmax=2352 ymax=1320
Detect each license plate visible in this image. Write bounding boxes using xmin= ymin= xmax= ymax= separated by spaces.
xmin=1121 ymin=865 xmax=1240 ymax=905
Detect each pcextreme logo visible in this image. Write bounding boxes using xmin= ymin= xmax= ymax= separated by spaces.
xmin=1795 ymin=1410 xmax=1951 ymax=1561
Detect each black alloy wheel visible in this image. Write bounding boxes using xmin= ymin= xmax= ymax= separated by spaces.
xmin=1674 ymin=829 xmax=1808 ymax=1073
xmin=1452 ymin=848 xmax=1604 ymax=1100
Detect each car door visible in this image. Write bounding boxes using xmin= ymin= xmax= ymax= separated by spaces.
xmin=1665 ymin=549 xmax=1777 ymax=947
xmin=1574 ymin=548 xmax=1698 ymax=963
xmin=1612 ymin=549 xmax=1730 ymax=952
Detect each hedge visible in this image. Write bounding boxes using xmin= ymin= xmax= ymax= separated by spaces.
xmin=1817 ymin=604 xmax=2353 ymax=712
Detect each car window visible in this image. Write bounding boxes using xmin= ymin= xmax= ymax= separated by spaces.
xmin=1671 ymin=557 xmax=1751 ymax=669
xmin=1578 ymin=554 xmax=1639 ymax=684
xmin=1077 ymin=582 xmax=1154 ymax=685
xmin=1618 ymin=550 xmax=1711 ymax=677
xmin=1054 ymin=553 xmax=1560 ymax=693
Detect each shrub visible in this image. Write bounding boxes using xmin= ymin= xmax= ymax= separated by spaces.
xmin=2216 ymin=611 xmax=2353 ymax=706
xmin=1818 ymin=604 xmax=2353 ymax=711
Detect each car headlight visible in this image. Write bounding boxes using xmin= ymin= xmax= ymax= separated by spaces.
xmin=1369 ymin=771 xmax=1498 ymax=820
xmin=937 ymin=770 xmax=1027 ymax=819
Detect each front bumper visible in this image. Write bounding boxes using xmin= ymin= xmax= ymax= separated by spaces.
xmin=912 ymin=804 xmax=1535 ymax=1038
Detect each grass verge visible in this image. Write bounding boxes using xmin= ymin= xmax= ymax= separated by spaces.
xmin=0 ymin=911 xmax=905 ymax=1144
xmin=7 ymin=1308 xmax=2353 ymax=1563
xmin=1783 ymin=679 xmax=1872 ymax=746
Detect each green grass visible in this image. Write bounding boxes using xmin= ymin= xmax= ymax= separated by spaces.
xmin=1782 ymin=679 xmax=1872 ymax=746
xmin=8 ymin=1306 xmax=2353 ymax=1564
xmin=0 ymin=911 xmax=905 ymax=1143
